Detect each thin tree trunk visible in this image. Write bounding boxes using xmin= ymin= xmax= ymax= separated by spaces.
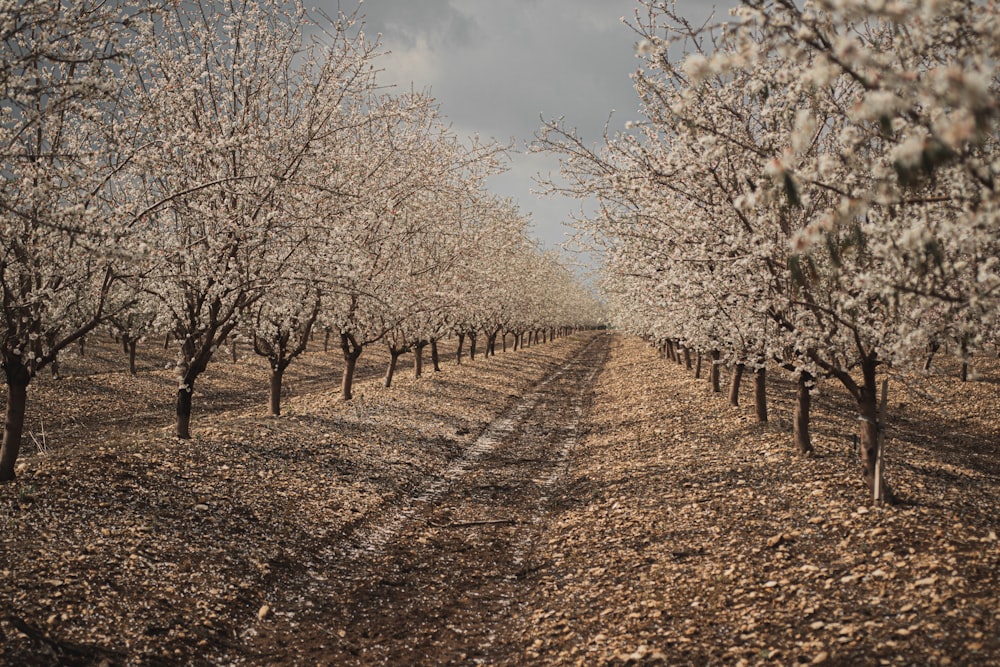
xmin=385 ymin=349 xmax=401 ymax=388
xmin=324 ymin=329 xmax=331 ymax=353
xmin=456 ymin=332 xmax=465 ymax=365
xmin=231 ymin=339 xmax=238 ymax=363
xmin=128 ymin=338 xmax=138 ymax=376
xmin=794 ymin=372 xmax=813 ymax=455
xmin=268 ymin=366 xmax=284 ymax=417
xmin=960 ymin=335 xmax=970 ymax=381
xmin=728 ymin=363 xmax=745 ymax=406
xmin=857 ymin=360 xmax=894 ymax=502
xmin=342 ymin=354 xmax=358 ymax=399
xmin=341 ymin=335 xmax=363 ymax=401
xmin=414 ymin=342 xmax=426 ymax=378
xmin=502 ymin=333 xmax=507 ymax=353
xmin=923 ymin=340 xmax=939 ymax=371
xmin=709 ymin=350 xmax=721 ymax=393
xmin=163 ymin=333 xmax=171 ymax=350
xmin=754 ymin=367 xmax=767 ymax=423
xmin=0 ymin=365 xmax=30 ymax=481
xmin=430 ymin=338 xmax=441 ymax=372
xmin=694 ymin=351 xmax=702 ymax=379
xmin=469 ymin=332 xmax=478 ymax=361
xmin=874 ymin=378 xmax=889 ymax=505
xmin=176 ymin=384 xmax=193 ymax=440
xmin=174 ymin=334 xmax=222 ymax=439
xmin=683 ymin=347 xmax=692 ymax=370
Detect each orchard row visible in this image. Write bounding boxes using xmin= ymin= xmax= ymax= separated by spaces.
xmin=536 ymin=0 xmax=999 ymax=500
xmin=0 ymin=1 xmax=602 ymax=481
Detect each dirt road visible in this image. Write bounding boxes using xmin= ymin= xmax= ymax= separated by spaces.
xmin=250 ymin=333 xmax=610 ymax=665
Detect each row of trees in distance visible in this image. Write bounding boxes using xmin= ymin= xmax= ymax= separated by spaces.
xmin=536 ymin=0 xmax=999 ymax=501
xmin=0 ymin=0 xmax=602 ymax=481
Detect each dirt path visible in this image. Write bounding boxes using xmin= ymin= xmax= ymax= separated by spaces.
xmin=249 ymin=332 xmax=610 ymax=666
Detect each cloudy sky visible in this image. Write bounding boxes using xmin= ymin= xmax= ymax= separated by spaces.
xmin=316 ymin=0 xmax=726 ymax=259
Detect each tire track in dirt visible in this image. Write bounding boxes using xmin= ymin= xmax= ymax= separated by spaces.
xmin=254 ymin=332 xmax=610 ymax=666
xmin=336 ymin=332 xmax=607 ymax=563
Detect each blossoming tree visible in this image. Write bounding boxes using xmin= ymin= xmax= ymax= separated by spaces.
xmin=0 ymin=0 xmax=153 ymax=480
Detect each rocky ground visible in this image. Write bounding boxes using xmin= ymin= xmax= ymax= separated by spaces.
xmin=0 ymin=331 xmax=998 ymax=666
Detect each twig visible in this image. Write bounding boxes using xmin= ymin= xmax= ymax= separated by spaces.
xmin=29 ymin=419 xmax=48 ymax=455
xmin=7 ymin=614 xmax=126 ymax=662
xmin=427 ymin=518 xmax=519 ymax=529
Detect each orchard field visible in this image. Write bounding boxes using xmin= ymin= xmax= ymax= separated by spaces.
xmin=3 ymin=0 xmax=1000 ymax=665
xmin=1 ymin=331 xmax=998 ymax=665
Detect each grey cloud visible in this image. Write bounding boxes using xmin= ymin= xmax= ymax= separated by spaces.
xmin=324 ymin=0 xmax=735 ymax=252
xmin=358 ymin=0 xmax=480 ymax=48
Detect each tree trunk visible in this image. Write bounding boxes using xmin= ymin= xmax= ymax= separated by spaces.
xmin=856 ymin=360 xmax=894 ymax=502
xmin=0 ymin=363 xmax=30 ymax=481
xmin=709 ymin=350 xmax=721 ymax=393
xmin=665 ymin=340 xmax=674 ymax=360
xmin=683 ymin=347 xmax=692 ymax=370
xmin=874 ymin=378 xmax=889 ymax=505
xmin=430 ymin=338 xmax=441 ymax=372
xmin=324 ymin=329 xmax=331 ymax=353
xmin=163 ymin=333 xmax=171 ymax=350
xmin=456 ymin=332 xmax=465 ymax=365
xmin=923 ymin=340 xmax=939 ymax=371
xmin=694 ymin=351 xmax=702 ymax=379
xmin=414 ymin=342 xmax=426 ymax=378
xmin=468 ymin=332 xmax=478 ymax=361
xmin=728 ymin=363 xmax=745 ymax=406
xmin=513 ymin=333 xmax=520 ymax=351
xmin=176 ymin=384 xmax=193 ymax=440
xmin=173 ymin=333 xmax=221 ymax=439
xmin=384 ymin=348 xmax=401 ymax=388
xmin=502 ymin=333 xmax=507 ymax=353
xmin=794 ymin=372 xmax=813 ymax=456
xmin=960 ymin=335 xmax=970 ymax=381
xmin=268 ymin=366 xmax=284 ymax=417
xmin=754 ymin=367 xmax=767 ymax=423
xmin=128 ymin=338 xmax=138 ymax=376
xmin=231 ymin=339 xmax=238 ymax=363
xmin=341 ymin=335 xmax=363 ymax=401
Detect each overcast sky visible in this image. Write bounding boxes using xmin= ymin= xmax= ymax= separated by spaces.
xmin=316 ymin=1 xmax=727 ymax=261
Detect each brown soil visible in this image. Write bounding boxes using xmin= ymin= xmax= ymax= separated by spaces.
xmin=1 ymin=332 xmax=998 ymax=666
